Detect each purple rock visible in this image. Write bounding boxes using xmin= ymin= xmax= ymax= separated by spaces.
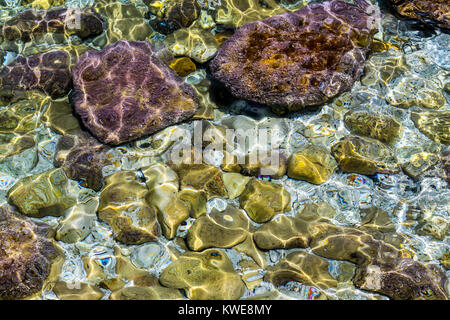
xmin=0 ymin=205 xmax=59 ymax=299
xmin=54 ymin=132 xmax=111 ymax=192
xmin=354 ymin=258 xmax=449 ymax=300
xmin=1 ymin=8 xmax=105 ymax=43
xmin=210 ymin=0 xmax=379 ymax=114
xmin=72 ymin=40 xmax=199 ymax=145
xmin=0 ymin=50 xmax=72 ymax=103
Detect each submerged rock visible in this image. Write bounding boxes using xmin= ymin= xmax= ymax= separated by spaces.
xmin=310 ymin=225 xmax=401 ymax=266
xmin=164 ymin=24 xmax=220 ymax=63
xmin=0 ymin=97 xmax=41 ymax=159
xmin=331 ymin=136 xmax=400 ymax=175
xmin=387 ymin=0 xmax=450 ymax=30
xmin=169 ymin=56 xmax=197 ymax=77
xmin=54 ymin=133 xmax=111 ymax=191
xmin=143 ymin=163 xmax=189 ymax=239
xmin=0 ymin=50 xmax=73 ymax=104
xmin=386 ymin=74 xmax=446 ymax=110
xmin=98 ymin=170 xmax=160 ymax=244
xmin=239 ymin=178 xmax=291 ymax=223
xmin=160 ymin=249 xmax=246 ymax=300
xmin=72 ymin=40 xmax=199 ymax=145
xmin=264 ymin=251 xmax=338 ymax=289
xmin=287 ymin=145 xmax=337 ymax=184
xmin=254 ymin=202 xmax=336 ymax=250
xmin=0 ymin=205 xmax=59 ymax=299
xmin=172 ymin=163 xmax=227 ymax=200
xmin=344 ymin=111 xmax=402 ymax=144
xmin=110 ymin=286 xmax=183 ymax=300
xmin=354 ymin=258 xmax=449 ymax=300
xmin=7 ymin=168 xmax=76 ymax=217
xmin=52 ymin=281 xmax=104 ymax=300
xmin=148 ymin=0 xmax=201 ymax=34
xmin=210 ymin=0 xmax=379 ymax=114
xmin=93 ymin=0 xmax=153 ymax=46
xmin=411 ymin=111 xmax=450 ymax=146
xmin=55 ymin=199 xmax=98 ymax=243
xmin=186 ymin=205 xmax=250 ymax=251
xmin=0 ymin=8 xmax=104 ymax=49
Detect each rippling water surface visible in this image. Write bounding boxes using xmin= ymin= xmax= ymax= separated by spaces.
xmin=0 ymin=0 xmax=448 ymax=300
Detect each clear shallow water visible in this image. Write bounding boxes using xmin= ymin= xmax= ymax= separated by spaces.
xmin=0 ymin=0 xmax=448 ymax=300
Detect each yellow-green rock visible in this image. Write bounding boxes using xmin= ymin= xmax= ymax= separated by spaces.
xmin=331 ymin=136 xmax=400 ymax=175
xmin=52 ymin=282 xmax=104 ymax=300
xmin=169 ymin=56 xmax=196 ymax=77
xmin=253 ymin=202 xmax=336 ymax=250
xmin=222 ymin=172 xmax=251 ymax=200
xmin=344 ymin=111 xmax=402 ymax=144
xmin=287 ymin=145 xmax=337 ymax=184
xmin=411 ymin=111 xmax=450 ymax=146
xmin=7 ymin=168 xmax=76 ymax=217
xmin=239 ymin=178 xmax=290 ymax=223
xmin=143 ymin=163 xmax=189 ymax=239
xmin=172 ymin=163 xmax=227 ymax=200
xmin=160 ymin=249 xmax=246 ymax=300
xmin=186 ymin=205 xmax=250 ymax=251
xmin=264 ymin=251 xmax=338 ymax=289
xmin=98 ymin=170 xmax=160 ymax=244
xmin=110 ymin=286 xmax=184 ymax=300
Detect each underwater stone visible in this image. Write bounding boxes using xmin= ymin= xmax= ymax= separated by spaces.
xmin=331 ymin=135 xmax=400 ymax=175
xmin=41 ymin=97 xmax=82 ymax=135
xmin=287 ymin=145 xmax=337 ymax=184
xmin=239 ymin=178 xmax=290 ymax=223
xmin=310 ymin=225 xmax=401 ymax=266
xmin=354 ymin=258 xmax=449 ymax=300
xmin=21 ymin=0 xmax=66 ymax=10
xmin=264 ymin=251 xmax=338 ymax=289
xmin=0 ymin=50 xmax=72 ymax=103
xmin=98 ymin=170 xmax=160 ymax=245
xmin=169 ymin=56 xmax=197 ymax=77
xmin=344 ymin=111 xmax=402 ymax=144
xmin=186 ymin=205 xmax=250 ymax=251
xmin=359 ymin=207 xmax=396 ymax=234
xmin=142 ymin=163 xmax=189 ymax=239
xmin=54 ymin=133 xmax=111 ymax=191
xmin=178 ymin=189 xmax=207 ymax=218
xmin=213 ymin=0 xmax=289 ymax=29
xmin=411 ymin=111 xmax=450 ymax=146
xmin=0 ymin=98 xmax=41 ymax=159
xmin=164 ymin=24 xmax=220 ymax=63
xmin=361 ymin=49 xmax=409 ymax=87
xmin=7 ymin=168 xmax=76 ymax=218
xmin=72 ymin=40 xmax=199 ymax=145
xmin=441 ymin=252 xmax=450 ymax=270
xmin=222 ymin=172 xmax=251 ymax=200
xmin=240 ymin=153 xmax=288 ymax=179
xmin=110 ymin=286 xmax=183 ymax=300
xmin=0 ymin=8 xmax=104 ymax=45
xmin=401 ymin=152 xmax=440 ymax=180
xmin=52 ymin=281 xmax=104 ymax=300
xmin=210 ymin=0 xmax=379 ymax=114
xmin=253 ymin=202 xmax=336 ymax=250
xmin=171 ymin=163 xmax=227 ymax=200
xmin=93 ymin=0 xmax=153 ymax=46
xmin=160 ymin=249 xmax=246 ymax=300
xmin=416 ymin=215 xmax=449 ymax=241
xmin=55 ymin=199 xmax=98 ymax=244
xmin=148 ymin=0 xmax=201 ymax=34
xmin=0 ymin=205 xmax=59 ymax=299
xmin=387 ymin=0 xmax=450 ymax=30
xmin=386 ymin=74 xmax=446 ymax=110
